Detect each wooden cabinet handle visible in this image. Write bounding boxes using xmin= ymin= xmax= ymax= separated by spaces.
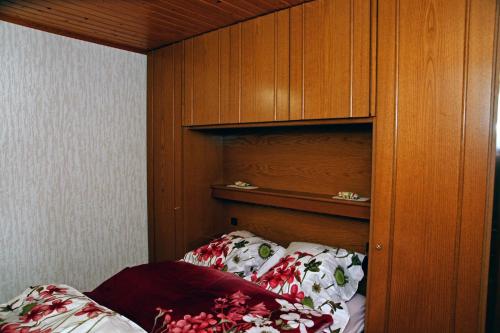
xmin=375 ymin=243 xmax=383 ymax=251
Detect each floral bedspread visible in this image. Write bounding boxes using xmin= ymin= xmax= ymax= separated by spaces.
xmin=86 ymin=261 xmax=334 ymax=333
xmin=0 ymin=285 xmax=145 ymax=333
xmin=152 ymin=291 xmax=327 ymax=333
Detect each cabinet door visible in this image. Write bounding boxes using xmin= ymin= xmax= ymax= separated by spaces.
xmin=149 ymin=43 xmax=184 ymax=262
xmin=290 ymin=0 xmax=372 ymax=120
xmin=183 ymin=30 xmax=220 ymax=126
xmin=368 ymin=0 xmax=497 ymax=332
xmin=240 ymin=11 xmax=289 ymax=123
xmin=219 ymin=25 xmax=241 ymax=124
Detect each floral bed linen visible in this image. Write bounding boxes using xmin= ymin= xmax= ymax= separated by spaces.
xmin=252 ymin=242 xmax=366 ymax=332
xmin=0 ymin=284 xmax=145 ymax=333
xmin=85 ymin=261 xmax=333 ymax=333
xmin=183 ymin=230 xmax=285 ymax=279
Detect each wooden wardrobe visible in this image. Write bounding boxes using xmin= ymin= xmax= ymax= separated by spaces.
xmin=148 ymin=0 xmax=499 ymax=332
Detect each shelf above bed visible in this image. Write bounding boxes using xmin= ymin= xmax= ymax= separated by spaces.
xmin=211 ymin=185 xmax=370 ymax=220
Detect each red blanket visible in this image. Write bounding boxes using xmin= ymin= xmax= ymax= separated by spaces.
xmin=85 ymin=261 xmax=333 ymax=333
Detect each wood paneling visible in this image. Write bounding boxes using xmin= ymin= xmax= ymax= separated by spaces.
xmin=219 ymin=202 xmax=370 ymax=254
xmin=240 ymin=11 xmax=289 ymax=122
xmin=365 ymin=0 xmax=397 ymax=330
xmin=368 ymin=0 xmax=498 ymax=332
xmin=290 ymin=0 xmax=372 ymax=120
xmin=211 ymin=185 xmax=371 ymax=220
xmin=389 ymin=0 xmax=467 ymax=330
xmin=184 ymin=31 xmax=220 ymax=126
xmin=181 ymin=130 xmax=224 ymax=252
xmin=184 ymin=10 xmax=290 ymax=126
xmin=222 ymin=126 xmax=372 ymax=197
xmin=187 ymin=116 xmax=373 ymax=130
xmin=0 ymin=0 xmax=308 ymax=53
xmin=148 ymin=43 xmax=184 ymax=262
xmin=219 ymin=25 xmax=241 ymax=124
xmin=172 ymin=43 xmax=184 ymax=258
xmin=455 ymin=0 xmax=497 ymax=331
xmin=240 ymin=14 xmax=276 ymax=122
xmin=149 ymin=45 xmax=177 ymax=262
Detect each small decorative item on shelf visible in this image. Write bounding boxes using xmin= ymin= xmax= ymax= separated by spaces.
xmin=333 ymin=191 xmax=370 ymax=202
xmin=226 ymin=180 xmax=259 ymax=190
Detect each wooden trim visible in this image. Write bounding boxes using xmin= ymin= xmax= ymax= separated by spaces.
xmin=452 ymin=0 xmax=472 ymax=330
xmin=349 ymin=0 xmax=354 ymax=118
xmin=365 ymin=0 xmax=398 ymax=331
xmin=211 ymin=185 xmax=370 ymax=220
xmin=480 ymin=2 xmax=500 ymax=330
xmin=455 ymin=0 xmax=499 ymax=331
xmin=289 ymin=4 xmax=304 ymax=120
xmin=370 ymin=0 xmax=378 ymax=117
xmin=185 ymin=116 xmax=373 ymax=130
xmin=173 ymin=42 xmax=185 ymax=259
xmin=275 ymin=9 xmax=290 ymax=121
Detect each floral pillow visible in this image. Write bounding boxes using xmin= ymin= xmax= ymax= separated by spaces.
xmin=252 ymin=242 xmax=366 ymax=332
xmin=183 ymin=230 xmax=285 ymax=278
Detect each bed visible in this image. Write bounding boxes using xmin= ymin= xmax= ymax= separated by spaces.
xmin=0 ymin=231 xmax=366 ymax=333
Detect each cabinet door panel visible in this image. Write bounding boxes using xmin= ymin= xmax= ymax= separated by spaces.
xmin=149 ymin=44 xmax=183 ymax=262
xmin=185 ymin=10 xmax=290 ymax=126
xmin=368 ymin=0 xmax=497 ymax=332
xmin=184 ymin=31 xmax=220 ymax=126
xmin=220 ymin=25 xmax=241 ymax=124
xmin=291 ymin=0 xmax=371 ymax=120
xmin=240 ymin=11 xmax=289 ymax=123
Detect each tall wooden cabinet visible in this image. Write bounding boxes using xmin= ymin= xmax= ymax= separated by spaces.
xmin=149 ymin=0 xmax=499 ymax=332
xmin=367 ymin=0 xmax=497 ymax=332
xmin=148 ymin=43 xmax=184 ymax=262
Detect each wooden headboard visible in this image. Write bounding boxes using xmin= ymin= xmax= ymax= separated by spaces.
xmin=220 ymin=202 xmax=369 ymax=254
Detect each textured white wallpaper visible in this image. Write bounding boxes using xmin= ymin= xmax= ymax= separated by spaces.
xmin=0 ymin=22 xmax=148 ymax=301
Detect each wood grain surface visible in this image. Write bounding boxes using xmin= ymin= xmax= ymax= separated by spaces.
xmin=223 ymin=125 xmax=373 ymax=197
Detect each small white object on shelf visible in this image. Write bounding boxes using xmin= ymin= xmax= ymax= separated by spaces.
xmin=227 ymin=181 xmax=259 ymax=190
xmin=333 ymin=191 xmax=370 ymax=202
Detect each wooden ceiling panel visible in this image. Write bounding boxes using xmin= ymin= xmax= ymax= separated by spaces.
xmin=0 ymin=0 xmax=308 ymax=53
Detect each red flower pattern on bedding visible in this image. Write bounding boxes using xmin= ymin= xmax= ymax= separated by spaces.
xmin=193 ymin=237 xmax=231 ymax=263
xmin=151 ymin=290 xmax=326 ymax=333
xmin=45 ymin=299 xmax=72 ymax=314
xmin=20 ymin=304 xmax=50 ymax=323
xmin=74 ymin=302 xmax=106 ymax=319
xmin=183 ymin=231 xmax=285 ymax=278
xmin=39 ymin=285 xmax=67 ymax=299
xmin=0 ymin=285 xmax=134 ymax=333
xmin=258 ymin=255 xmax=303 ymax=291
xmin=85 ymin=261 xmax=333 ymax=333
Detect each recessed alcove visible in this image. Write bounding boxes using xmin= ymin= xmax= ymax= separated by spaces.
xmin=182 ymin=122 xmax=373 ymax=253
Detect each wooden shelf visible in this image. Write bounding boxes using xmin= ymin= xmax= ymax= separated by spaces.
xmin=211 ymin=185 xmax=370 ymax=220
xmin=187 ymin=117 xmax=373 ymax=130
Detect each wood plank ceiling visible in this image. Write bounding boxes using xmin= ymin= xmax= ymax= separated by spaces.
xmin=0 ymin=0 xmax=306 ymax=53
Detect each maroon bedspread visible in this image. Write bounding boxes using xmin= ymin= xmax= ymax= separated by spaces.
xmin=85 ymin=261 xmax=332 ymax=333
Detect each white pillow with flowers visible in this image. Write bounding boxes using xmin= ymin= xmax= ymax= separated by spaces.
xmin=290 ymin=242 xmax=365 ymax=301
xmin=183 ymin=230 xmax=285 ymax=278
xmin=253 ymin=242 xmax=366 ymax=332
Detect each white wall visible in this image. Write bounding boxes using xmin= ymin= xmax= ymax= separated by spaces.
xmin=0 ymin=22 xmax=148 ymax=301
